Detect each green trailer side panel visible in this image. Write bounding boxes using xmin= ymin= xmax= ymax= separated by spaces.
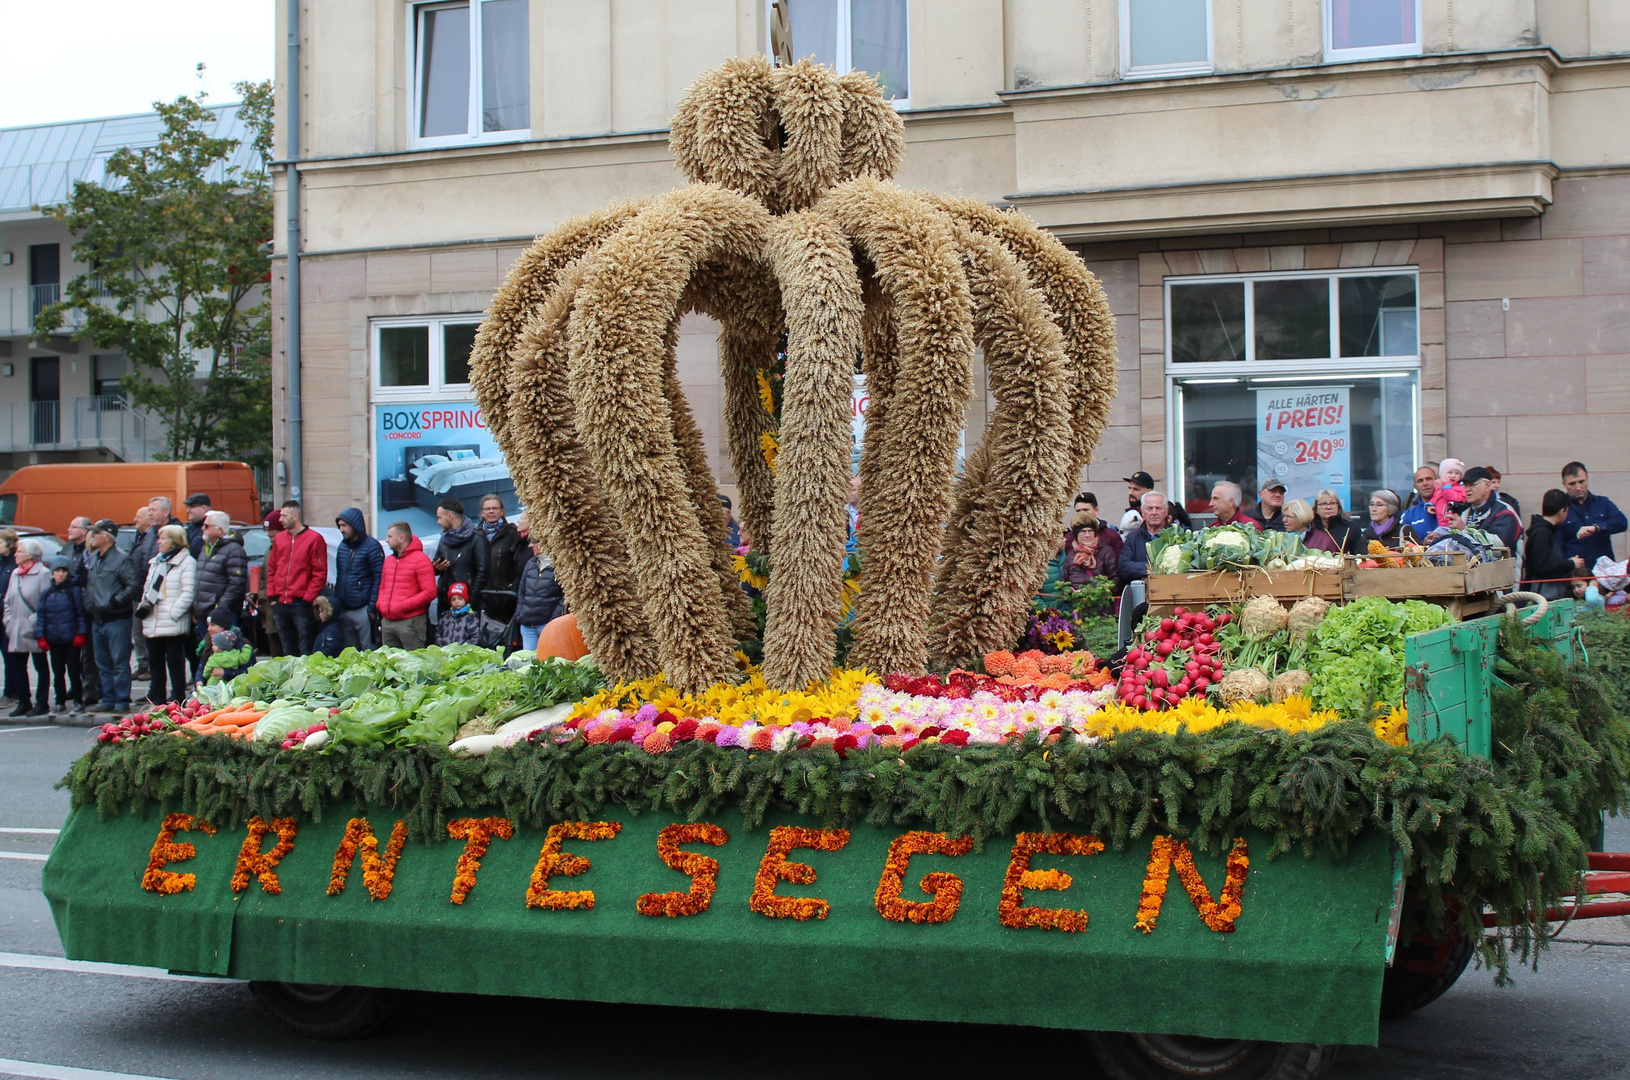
xmin=1406 ymin=601 xmax=1576 ymax=758
xmin=44 ymin=805 xmax=1395 ymax=1046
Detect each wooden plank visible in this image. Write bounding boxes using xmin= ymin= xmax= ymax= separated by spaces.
xmin=1146 ymin=568 xmax=1343 ymax=605
xmin=1344 ymin=558 xmax=1518 ymax=599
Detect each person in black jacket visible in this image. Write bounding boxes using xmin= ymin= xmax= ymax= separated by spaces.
xmin=191 ymin=511 xmax=249 ymax=676
xmin=83 ymin=520 xmax=141 ymax=714
xmin=333 ymin=507 xmax=385 ymax=650
xmin=476 ymin=495 xmax=524 ymax=623
xmin=515 ymin=541 xmax=567 ymax=652
xmin=37 ymin=556 xmax=89 ymax=712
xmin=183 ymin=494 xmax=211 ymax=557
xmin=432 ymin=498 xmax=489 ymax=614
xmin=1526 ymin=489 xmax=1586 ymax=601
xmin=1306 ymin=490 xmax=1364 ymax=555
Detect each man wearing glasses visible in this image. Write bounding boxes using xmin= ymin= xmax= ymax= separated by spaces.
xmin=1461 ymin=467 xmax=1522 ymax=552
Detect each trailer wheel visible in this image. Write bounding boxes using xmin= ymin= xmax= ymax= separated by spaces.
xmin=249 ymin=981 xmax=397 ymax=1039
xmin=1085 ymin=1032 xmax=1337 ymax=1080
xmin=1379 ymin=932 xmax=1475 ymax=1018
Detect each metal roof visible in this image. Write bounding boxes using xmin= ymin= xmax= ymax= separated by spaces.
xmin=0 ymin=102 xmax=257 ymax=215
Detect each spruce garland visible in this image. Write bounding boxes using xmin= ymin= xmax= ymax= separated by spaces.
xmin=59 ymin=617 xmax=1630 ymax=982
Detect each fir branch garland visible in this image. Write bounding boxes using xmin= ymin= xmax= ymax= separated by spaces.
xmin=60 ymin=619 xmax=1630 ymax=984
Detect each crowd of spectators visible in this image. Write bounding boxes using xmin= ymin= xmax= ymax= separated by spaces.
xmin=1050 ymin=462 xmax=1625 ymax=604
xmin=0 ymin=490 xmax=565 ymax=718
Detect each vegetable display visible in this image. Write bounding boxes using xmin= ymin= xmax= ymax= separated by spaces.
xmin=1304 ymin=597 xmax=1450 ymax=719
xmin=1115 ymin=607 xmax=1230 ymax=711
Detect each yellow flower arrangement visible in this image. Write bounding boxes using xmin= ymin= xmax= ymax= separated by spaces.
xmin=572 ymin=664 xmax=876 ymax=729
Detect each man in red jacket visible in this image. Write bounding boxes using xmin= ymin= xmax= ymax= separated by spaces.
xmin=264 ymin=499 xmax=327 ymax=656
xmin=377 ymin=521 xmax=437 ymax=650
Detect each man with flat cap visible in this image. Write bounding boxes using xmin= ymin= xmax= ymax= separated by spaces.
xmin=183 ymin=494 xmax=211 ymax=558
xmin=1462 ymin=466 xmax=1522 ymax=552
xmin=1245 ymin=479 xmax=1287 ymax=531
xmin=1121 ymin=471 xmax=1191 ymax=533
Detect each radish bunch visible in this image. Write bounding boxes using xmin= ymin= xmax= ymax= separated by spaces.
xmin=1116 ymin=606 xmax=1233 ymax=711
xmin=96 ymin=711 xmax=177 ymax=744
xmin=280 ymin=720 xmax=327 ymax=750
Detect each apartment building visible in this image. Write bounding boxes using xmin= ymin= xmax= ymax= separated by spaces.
xmin=272 ymin=0 xmax=1630 ymax=536
xmin=0 ymin=105 xmax=256 ymax=476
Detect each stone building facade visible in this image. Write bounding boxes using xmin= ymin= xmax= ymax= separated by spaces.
xmin=272 ymin=0 xmax=1630 ymax=541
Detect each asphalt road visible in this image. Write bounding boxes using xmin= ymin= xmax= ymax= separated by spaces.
xmin=2 ymin=723 xmax=1627 ymax=1080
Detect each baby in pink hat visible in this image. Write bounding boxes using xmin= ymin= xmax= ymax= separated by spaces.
xmin=1429 ymin=458 xmax=1467 ymax=525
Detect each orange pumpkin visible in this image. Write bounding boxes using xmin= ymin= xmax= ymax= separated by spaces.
xmin=536 ymin=613 xmax=589 ymax=661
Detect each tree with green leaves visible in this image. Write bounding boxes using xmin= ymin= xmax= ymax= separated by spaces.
xmin=33 ymin=80 xmax=273 ymax=469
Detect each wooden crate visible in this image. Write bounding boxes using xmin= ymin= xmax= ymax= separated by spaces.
xmin=1146 ymin=553 xmax=1517 ymax=613
xmin=1146 ymin=567 xmax=1343 ymax=605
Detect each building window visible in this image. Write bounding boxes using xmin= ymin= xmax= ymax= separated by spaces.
xmin=1165 ymin=269 xmax=1420 ymax=519
xmin=372 ymin=316 xmax=482 ymax=398
xmin=412 ymin=0 xmax=530 ymax=147
xmin=768 ymin=0 xmax=910 ymax=103
xmin=1324 ymin=0 xmax=1420 ymax=62
xmin=1120 ymin=0 xmax=1213 ymax=79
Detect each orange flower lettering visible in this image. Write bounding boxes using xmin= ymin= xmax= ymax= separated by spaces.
xmin=141 ymin=813 xmax=217 ymax=895
xmin=749 ymin=826 xmax=850 ymax=920
xmin=328 ymin=818 xmax=409 ymax=901
xmin=525 ymin=821 xmax=622 ymax=910
xmin=447 ymin=817 xmax=515 ymax=904
xmin=229 ymin=816 xmax=298 ymax=895
xmin=873 ymin=831 xmax=973 ymax=924
xmin=637 ymin=823 xmax=730 ymax=918
xmin=1135 ymin=836 xmax=1250 ymax=934
xmin=997 ymin=831 xmax=1105 ymax=932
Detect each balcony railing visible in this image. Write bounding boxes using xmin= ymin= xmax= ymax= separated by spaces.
xmin=0 ymin=395 xmax=168 ymax=462
xmin=28 ymin=282 xmax=59 ymax=318
xmin=1 ymin=284 xmax=168 ymax=337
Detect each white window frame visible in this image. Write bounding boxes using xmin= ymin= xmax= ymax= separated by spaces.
xmin=1322 ymin=0 xmax=1422 ymax=63
xmin=408 ymin=0 xmax=531 ymax=150
xmin=1119 ymin=0 xmax=1214 ymax=80
xmin=1162 ymin=267 xmax=1423 ymax=509
xmin=370 ymin=314 xmax=484 ymax=403
xmin=764 ymin=0 xmax=911 ymax=108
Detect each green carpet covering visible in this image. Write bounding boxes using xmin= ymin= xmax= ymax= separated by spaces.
xmin=44 ymin=805 xmax=1393 ymax=1045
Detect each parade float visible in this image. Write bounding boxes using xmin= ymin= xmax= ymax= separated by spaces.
xmin=43 ymin=59 xmax=1630 ymax=1080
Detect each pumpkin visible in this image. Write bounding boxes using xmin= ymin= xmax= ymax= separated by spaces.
xmin=536 ymin=613 xmax=589 ymax=662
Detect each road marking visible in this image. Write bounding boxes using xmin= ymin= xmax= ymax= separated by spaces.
xmin=0 ymin=828 xmax=59 ymax=835
xmin=0 ymin=952 xmax=237 ymax=984
xmin=0 ymin=726 xmax=57 ymax=734
xmin=0 ymin=1057 xmax=184 ymax=1080
xmin=0 ymin=852 xmax=48 ymax=862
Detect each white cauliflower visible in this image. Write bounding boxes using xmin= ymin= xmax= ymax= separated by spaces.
xmin=1206 ymin=531 xmax=1251 ymax=556
xmin=1156 ymin=545 xmax=1186 ymax=574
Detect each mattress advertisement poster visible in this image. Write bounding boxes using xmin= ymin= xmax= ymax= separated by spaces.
xmin=1255 ymin=386 xmax=1351 ymax=508
xmin=372 ymin=403 xmax=518 ymax=541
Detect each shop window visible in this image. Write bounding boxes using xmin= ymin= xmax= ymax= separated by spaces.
xmin=1121 ymin=0 xmax=1212 ymax=78
xmin=1166 ymin=269 xmax=1421 ymax=518
xmin=372 ymin=316 xmax=482 ymax=398
xmin=1324 ymin=0 xmax=1419 ymax=62
xmin=768 ymin=0 xmax=910 ymax=103
xmin=413 ymin=0 xmax=530 ymax=147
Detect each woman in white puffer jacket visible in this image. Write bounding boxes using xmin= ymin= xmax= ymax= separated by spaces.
xmin=140 ymin=525 xmax=196 ymax=707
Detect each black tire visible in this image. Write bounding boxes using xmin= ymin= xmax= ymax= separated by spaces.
xmin=1085 ymin=1032 xmax=1338 ymax=1080
xmin=249 ymin=981 xmax=398 ymax=1039
xmin=1379 ymin=932 xmax=1475 ymax=1018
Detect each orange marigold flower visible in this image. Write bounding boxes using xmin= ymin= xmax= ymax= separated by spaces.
xmin=749 ymin=826 xmax=850 ymax=920
xmin=142 ymin=813 xmax=216 ymax=895
xmin=328 ymin=818 xmax=408 ymax=901
xmin=526 ymin=821 xmax=622 ymax=910
xmin=637 ymin=823 xmax=730 ymax=917
xmin=1039 ymin=653 xmax=1072 ymax=675
xmin=447 ymin=817 xmax=515 ymax=905
xmin=1134 ymin=836 xmax=1250 ymax=934
xmin=997 ymin=831 xmax=1105 ymax=932
xmin=230 ymin=816 xmax=298 ymax=895
xmin=873 ymin=831 xmax=973 ymax=924
xmin=983 ymin=650 xmax=1017 ymax=676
